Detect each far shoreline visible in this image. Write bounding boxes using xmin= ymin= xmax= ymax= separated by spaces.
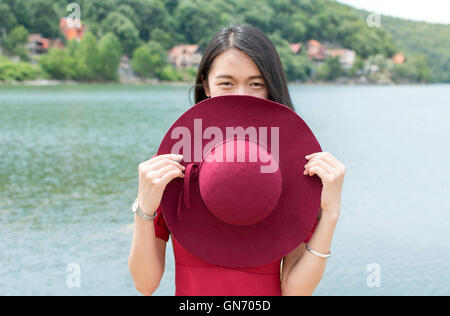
xmin=0 ymin=79 xmax=439 ymax=87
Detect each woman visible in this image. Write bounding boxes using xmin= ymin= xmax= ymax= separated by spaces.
xmin=128 ymin=24 xmax=346 ymax=296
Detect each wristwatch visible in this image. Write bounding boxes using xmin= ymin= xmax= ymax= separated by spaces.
xmin=132 ymin=199 xmax=157 ymax=221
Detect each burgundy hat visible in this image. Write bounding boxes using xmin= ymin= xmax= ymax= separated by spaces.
xmin=157 ymin=95 xmax=322 ymax=268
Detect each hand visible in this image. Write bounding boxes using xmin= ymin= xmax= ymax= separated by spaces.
xmin=303 ymin=152 xmax=346 ymax=219
xmin=137 ymin=154 xmax=185 ymax=214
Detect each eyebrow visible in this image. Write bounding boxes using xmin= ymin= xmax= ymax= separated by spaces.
xmin=214 ymin=74 xmax=264 ymax=80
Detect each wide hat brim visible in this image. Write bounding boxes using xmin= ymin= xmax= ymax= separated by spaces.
xmin=158 ymin=95 xmax=322 ymax=268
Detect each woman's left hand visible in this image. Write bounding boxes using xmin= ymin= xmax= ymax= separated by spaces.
xmin=304 ymin=152 xmax=346 ymax=219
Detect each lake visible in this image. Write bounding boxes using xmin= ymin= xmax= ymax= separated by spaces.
xmin=1 ymin=84 xmax=449 ymax=296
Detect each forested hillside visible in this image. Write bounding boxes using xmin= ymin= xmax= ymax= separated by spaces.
xmin=381 ymin=16 xmax=450 ymax=83
xmin=0 ymin=0 xmax=448 ymax=83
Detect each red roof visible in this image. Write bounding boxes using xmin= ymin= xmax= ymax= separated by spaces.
xmin=168 ymin=44 xmax=200 ymax=57
xmin=290 ymin=43 xmax=302 ymax=54
xmin=307 ymin=39 xmax=321 ymax=47
xmin=59 ymin=17 xmax=86 ymax=41
xmin=28 ymin=34 xmax=50 ymax=49
xmin=392 ymin=53 xmax=405 ymax=64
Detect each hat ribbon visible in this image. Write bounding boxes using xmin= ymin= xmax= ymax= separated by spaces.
xmin=177 ymin=162 xmax=199 ymax=220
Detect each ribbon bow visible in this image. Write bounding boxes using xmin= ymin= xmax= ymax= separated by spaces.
xmin=177 ymin=162 xmax=199 ymax=220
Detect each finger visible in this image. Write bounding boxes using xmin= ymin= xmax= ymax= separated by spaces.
xmin=157 ymin=168 xmax=185 ymax=186
xmin=318 ymin=152 xmax=342 ymax=169
xmin=305 ymin=152 xmax=322 ymax=159
xmin=150 ymin=164 xmax=184 ymax=179
xmin=149 ymin=158 xmax=185 ymax=172
xmin=306 ymin=165 xmax=329 ymax=179
xmin=149 ymin=154 xmax=184 ymax=166
xmin=305 ymin=158 xmax=335 ymax=174
xmin=308 ymin=152 xmax=342 ymax=167
xmin=306 ymin=152 xmax=345 ymax=173
xmin=139 ymin=154 xmax=183 ymax=172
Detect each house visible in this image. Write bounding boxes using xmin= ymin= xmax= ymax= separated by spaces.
xmin=328 ymin=49 xmax=356 ymax=69
xmin=26 ymin=34 xmax=50 ymax=54
xmin=168 ymin=44 xmax=202 ymax=69
xmin=392 ymin=53 xmax=405 ymax=65
xmin=290 ymin=43 xmax=303 ymax=55
xmin=306 ymin=39 xmax=327 ymax=62
xmin=26 ymin=34 xmax=64 ymax=54
xmin=59 ymin=17 xmax=87 ymax=42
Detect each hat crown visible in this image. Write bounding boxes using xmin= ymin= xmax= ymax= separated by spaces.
xmin=198 ymin=139 xmax=282 ymax=226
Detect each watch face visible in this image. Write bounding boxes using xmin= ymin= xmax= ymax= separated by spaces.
xmin=132 ymin=200 xmax=138 ymax=213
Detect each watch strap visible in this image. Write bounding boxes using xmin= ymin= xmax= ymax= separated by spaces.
xmin=133 ymin=200 xmax=157 ymax=221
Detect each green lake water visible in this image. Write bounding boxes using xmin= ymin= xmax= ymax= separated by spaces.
xmin=1 ymin=84 xmax=449 ymax=295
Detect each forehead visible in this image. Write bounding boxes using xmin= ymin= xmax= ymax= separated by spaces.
xmin=209 ymin=48 xmax=262 ymax=78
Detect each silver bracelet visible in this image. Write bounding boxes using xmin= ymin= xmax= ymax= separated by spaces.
xmin=306 ymin=244 xmax=332 ymax=259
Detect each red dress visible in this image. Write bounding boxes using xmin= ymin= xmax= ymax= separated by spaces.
xmin=153 ymin=205 xmax=319 ymax=296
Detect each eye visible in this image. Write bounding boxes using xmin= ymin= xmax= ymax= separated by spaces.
xmin=251 ymin=82 xmax=264 ymax=87
xmin=219 ymin=82 xmax=233 ymax=86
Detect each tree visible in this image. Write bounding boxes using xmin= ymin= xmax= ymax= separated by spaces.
xmin=83 ymin=0 xmax=118 ymax=23
xmin=150 ymin=28 xmax=173 ymax=50
xmin=29 ymin=0 xmax=60 ymax=38
xmin=131 ymin=41 xmax=168 ymax=78
xmin=318 ymin=57 xmax=343 ymax=81
xmin=123 ymin=0 xmax=172 ymax=42
xmin=0 ymin=58 xmax=41 ymax=81
xmin=267 ymin=32 xmax=312 ymax=82
xmin=75 ymin=32 xmax=100 ymax=81
xmin=0 ymin=1 xmax=17 ymax=31
xmin=98 ymin=33 xmax=122 ymax=81
xmin=102 ymin=12 xmax=140 ymax=56
xmin=39 ymin=47 xmax=75 ymax=80
xmin=116 ymin=4 xmax=141 ymax=31
xmin=158 ymin=64 xmax=182 ymax=81
xmin=131 ymin=45 xmax=153 ymax=78
xmin=3 ymin=25 xmax=29 ymax=60
xmin=174 ymin=0 xmax=229 ymax=49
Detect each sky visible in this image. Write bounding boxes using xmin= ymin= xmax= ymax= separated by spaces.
xmin=336 ymin=0 xmax=450 ymax=24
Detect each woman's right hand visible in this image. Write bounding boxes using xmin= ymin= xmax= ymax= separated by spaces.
xmin=137 ymin=154 xmax=185 ymax=214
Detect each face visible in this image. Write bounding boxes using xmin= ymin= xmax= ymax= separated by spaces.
xmin=202 ymin=48 xmax=269 ymax=100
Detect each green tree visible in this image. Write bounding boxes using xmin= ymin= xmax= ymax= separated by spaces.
xmin=0 ymin=1 xmax=17 ymax=31
xmin=131 ymin=45 xmax=153 ymax=78
xmin=123 ymin=0 xmax=172 ymax=42
xmin=268 ymin=33 xmax=312 ymax=82
xmin=131 ymin=41 xmax=168 ymax=78
xmin=75 ymin=32 xmax=100 ymax=81
xmin=116 ymin=4 xmax=141 ymax=31
xmin=0 ymin=58 xmax=41 ymax=81
xmin=82 ymin=0 xmax=118 ymax=23
xmin=3 ymin=0 xmax=31 ymax=30
xmin=347 ymin=55 xmax=364 ymax=77
xmin=102 ymin=12 xmax=140 ymax=55
xmin=29 ymin=0 xmax=60 ymax=38
xmin=174 ymin=0 xmax=230 ymax=50
xmin=39 ymin=47 xmax=75 ymax=80
xmin=393 ymin=54 xmax=431 ymax=83
xmin=317 ymin=57 xmax=343 ymax=81
xmin=98 ymin=33 xmax=122 ymax=81
xmin=150 ymin=28 xmax=173 ymax=50
xmin=2 ymin=25 xmax=29 ymax=60
xmin=158 ymin=64 xmax=182 ymax=81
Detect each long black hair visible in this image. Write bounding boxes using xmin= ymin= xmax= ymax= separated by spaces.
xmin=190 ymin=24 xmax=295 ymax=111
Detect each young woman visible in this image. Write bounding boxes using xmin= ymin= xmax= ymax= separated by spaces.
xmin=128 ymin=24 xmax=346 ymax=296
